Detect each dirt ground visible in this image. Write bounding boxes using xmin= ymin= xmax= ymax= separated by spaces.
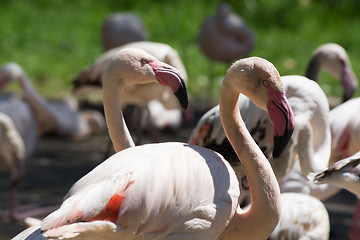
xmin=0 ymin=107 xmax=357 ymax=239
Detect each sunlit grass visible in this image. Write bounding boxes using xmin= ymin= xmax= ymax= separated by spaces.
xmin=0 ymin=0 xmax=359 ymax=101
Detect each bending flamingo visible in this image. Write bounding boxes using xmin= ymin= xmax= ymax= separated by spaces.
xmin=72 ymin=41 xmax=189 ymax=144
xmin=0 ymin=63 xmax=105 ymax=141
xmin=305 ymin=43 xmax=358 ymax=103
xmin=189 ymin=75 xmax=332 ymax=238
xmin=0 ymin=98 xmax=38 ymax=219
xmin=101 ymin=12 xmax=148 ymax=51
xmin=198 ymin=3 xmax=255 ymax=64
xmin=13 ymin=52 xmax=294 ymax=239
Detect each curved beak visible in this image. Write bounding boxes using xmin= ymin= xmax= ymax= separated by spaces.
xmin=150 ymin=60 xmax=188 ymax=109
xmin=341 ymin=65 xmax=358 ymax=102
xmin=267 ymin=86 xmax=295 ymax=158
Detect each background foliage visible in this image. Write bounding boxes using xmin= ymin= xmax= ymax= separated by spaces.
xmin=0 ymin=0 xmax=360 ymax=102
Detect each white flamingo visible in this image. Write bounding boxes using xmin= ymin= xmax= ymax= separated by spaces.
xmin=198 ymin=3 xmax=255 ymax=64
xmin=309 ymin=152 xmax=360 ymax=240
xmin=189 ymin=75 xmax=332 ymax=238
xmin=0 ymin=97 xmax=38 ymax=219
xmin=72 ymin=41 xmax=189 ymax=144
xmin=309 ymin=97 xmax=360 ymax=239
xmin=189 ymin=75 xmax=329 ymax=198
xmin=12 ymin=51 xmax=295 ymax=239
xmin=0 ymin=63 xmax=105 ymax=141
xmin=305 ymin=43 xmax=358 ymax=103
xmin=101 ymin=12 xmax=148 ymax=51
xmin=269 ymin=192 xmax=330 ymax=240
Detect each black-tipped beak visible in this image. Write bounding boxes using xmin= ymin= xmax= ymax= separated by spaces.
xmin=267 ymin=86 xmax=296 ymax=158
xmin=272 ymin=127 xmax=294 ymax=158
xmin=174 ymin=78 xmax=188 ymax=109
xmin=150 ymin=60 xmax=189 ymax=110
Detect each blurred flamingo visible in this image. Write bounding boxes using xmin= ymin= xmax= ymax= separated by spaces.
xmin=72 ymin=41 xmax=190 ymax=146
xmin=101 ymin=12 xmax=148 ymax=51
xmin=0 ymin=63 xmax=105 ymax=141
xmin=305 ymin=43 xmax=358 ymax=104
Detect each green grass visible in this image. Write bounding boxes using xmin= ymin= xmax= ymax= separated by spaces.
xmin=1 ymin=0 xmax=360 ymax=101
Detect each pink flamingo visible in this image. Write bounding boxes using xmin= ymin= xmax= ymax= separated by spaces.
xmin=13 ymin=51 xmax=294 ymax=239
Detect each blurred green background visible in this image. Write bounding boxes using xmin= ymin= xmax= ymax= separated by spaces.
xmin=0 ymin=0 xmax=359 ymax=102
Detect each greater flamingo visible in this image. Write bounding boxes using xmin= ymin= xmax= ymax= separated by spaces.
xmin=268 ymin=192 xmax=330 ymax=240
xmin=72 ymin=41 xmax=189 ymax=144
xmin=189 ymin=75 xmax=329 ymax=199
xmin=0 ymin=63 xmax=105 ymax=141
xmin=12 ymin=51 xmax=295 ymax=239
xmin=198 ymin=3 xmax=255 ymax=64
xmin=0 ymin=97 xmax=38 ymax=219
xmin=305 ymin=43 xmax=358 ymax=103
xmin=189 ymin=75 xmax=333 ymax=238
xmin=101 ymin=12 xmax=148 ymax=51
xmin=309 ymin=152 xmax=360 ymax=240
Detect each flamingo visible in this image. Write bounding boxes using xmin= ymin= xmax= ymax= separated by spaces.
xmin=198 ymin=3 xmax=255 ymax=64
xmin=72 ymin=41 xmax=189 ymax=144
xmin=101 ymin=12 xmax=148 ymax=51
xmin=188 ymin=75 xmax=334 ymax=238
xmin=0 ymin=97 xmax=38 ymax=219
xmin=189 ymin=75 xmax=330 ymax=201
xmin=12 ymin=51 xmax=295 ymax=239
xmin=0 ymin=63 xmax=105 ymax=141
xmin=305 ymin=43 xmax=358 ymax=103
xmin=329 ymin=97 xmax=360 ymax=166
xmin=309 ymin=152 xmax=360 ymax=240
xmin=309 ymin=97 xmax=360 ymax=240
xmin=268 ymin=192 xmax=330 ymax=240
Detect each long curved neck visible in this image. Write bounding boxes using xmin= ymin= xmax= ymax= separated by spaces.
xmin=103 ymin=72 xmax=135 ymax=152
xmin=295 ymin=117 xmax=330 ymax=175
xmin=305 ymin=55 xmax=320 ymax=81
xmin=17 ymin=74 xmax=57 ymax=135
xmin=219 ymin=81 xmax=280 ymax=239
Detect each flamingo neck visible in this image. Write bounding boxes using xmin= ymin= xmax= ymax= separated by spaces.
xmin=305 ymin=55 xmax=320 ymax=82
xmin=219 ymin=82 xmax=280 ymax=239
xmin=17 ymin=74 xmax=57 ymax=135
xmin=294 ymin=117 xmax=330 ymax=176
xmin=103 ymin=73 xmax=135 ymax=152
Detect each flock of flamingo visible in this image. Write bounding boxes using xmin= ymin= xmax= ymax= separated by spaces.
xmin=0 ymin=3 xmax=359 ymax=240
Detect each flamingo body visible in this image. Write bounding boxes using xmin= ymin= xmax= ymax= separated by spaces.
xmin=269 ymin=193 xmax=330 ymax=240
xmin=329 ymin=97 xmax=360 ymax=165
xmin=19 ymin=143 xmax=239 ymax=240
xmin=0 ymin=63 xmax=105 ymax=141
xmin=198 ymin=3 xmax=254 ymax=63
xmin=102 ymin=12 xmax=148 ymax=51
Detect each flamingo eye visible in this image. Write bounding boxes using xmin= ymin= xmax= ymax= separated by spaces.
xmin=141 ymin=58 xmax=149 ymax=65
xmin=263 ymin=80 xmax=269 ymax=86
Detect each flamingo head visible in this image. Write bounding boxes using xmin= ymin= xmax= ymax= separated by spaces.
xmin=110 ymin=48 xmax=188 ymax=109
xmin=228 ymin=57 xmax=295 ymax=158
xmin=0 ymin=62 xmax=24 ymax=91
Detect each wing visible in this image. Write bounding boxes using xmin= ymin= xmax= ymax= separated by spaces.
xmin=269 ymin=193 xmax=330 ymax=240
xmin=37 ymin=143 xmax=239 ymax=240
xmin=309 ymin=151 xmax=360 ymax=198
xmin=188 ymin=94 xmax=271 ymax=167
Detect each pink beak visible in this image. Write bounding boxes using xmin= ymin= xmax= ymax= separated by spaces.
xmin=267 ymin=86 xmax=295 ymax=158
xmin=148 ymin=60 xmax=188 ymax=109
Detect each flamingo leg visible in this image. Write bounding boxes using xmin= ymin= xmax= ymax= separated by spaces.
xmin=350 ymin=199 xmax=360 ymax=240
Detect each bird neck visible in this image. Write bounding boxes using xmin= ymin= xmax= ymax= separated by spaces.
xmin=305 ymin=54 xmax=320 ymax=81
xmin=17 ymin=74 xmax=57 ymax=135
xmin=219 ymin=80 xmax=280 ymax=239
xmin=103 ymin=73 xmax=135 ymax=152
